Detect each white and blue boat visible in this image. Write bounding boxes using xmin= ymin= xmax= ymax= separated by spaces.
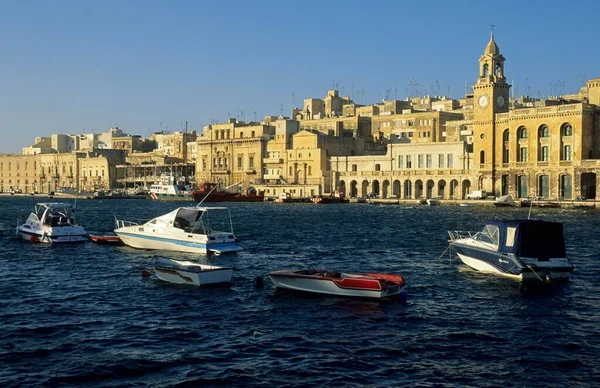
xmin=17 ymin=202 xmax=88 ymax=243
xmin=114 ymin=206 xmax=242 ymax=255
xmin=448 ymin=219 xmax=574 ymax=283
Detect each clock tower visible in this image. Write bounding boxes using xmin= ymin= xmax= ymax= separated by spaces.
xmin=472 ymin=31 xmax=510 ymax=193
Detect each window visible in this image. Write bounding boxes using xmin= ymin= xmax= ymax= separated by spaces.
xmin=439 ymin=154 xmax=445 ymax=168
xmin=426 ymin=154 xmax=432 ymax=168
xmin=375 ymin=164 xmax=381 ymax=171
xmin=237 ymin=156 xmax=243 ymax=169
xmin=202 ymin=159 xmax=207 ymax=170
xmin=249 ymin=156 xmax=254 ymax=169
xmin=406 ymin=155 xmax=412 ymax=168
xmin=447 ymin=154 xmax=453 ymax=168
xmin=539 ymin=125 xmax=550 ymax=138
xmin=251 ymin=131 xmax=255 ymax=137
xmin=308 ymin=166 xmax=312 ymax=175
xmin=562 ymin=145 xmax=572 ymax=161
xmin=417 ymin=154 xmax=424 ymax=168
xmin=539 ymin=146 xmax=549 ymax=162
xmin=562 ymin=124 xmax=573 ymax=136
xmin=519 ymin=147 xmax=528 ymax=162
xmin=480 ymin=150 xmax=485 ymax=164
xmin=351 ymin=164 xmax=357 ymax=172
xmin=519 ymin=127 xmax=528 ymax=139
xmin=398 ymin=155 xmax=404 ymax=169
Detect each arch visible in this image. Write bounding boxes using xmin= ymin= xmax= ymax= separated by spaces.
xmin=392 ymin=179 xmax=401 ymax=198
xmin=462 ymin=179 xmax=471 ymax=199
xmin=437 ymin=180 xmax=447 ymax=199
xmin=561 ymin=123 xmax=573 ymax=137
xmin=414 ymin=179 xmax=424 ymax=199
xmin=338 ymin=180 xmax=347 ymax=197
xmin=403 ymin=180 xmax=412 ymax=199
xmin=351 ymin=164 xmax=358 ymax=172
xmin=517 ymin=126 xmax=528 ymax=162
xmin=426 ymin=179 xmax=435 ymax=198
xmin=449 ymin=179 xmax=459 ymax=199
xmin=371 ymin=180 xmax=380 ymax=197
xmin=350 ymin=180 xmax=358 ymax=197
xmin=382 ymin=180 xmax=390 ymax=198
xmin=482 ymin=63 xmax=489 ymax=77
xmin=502 ymin=128 xmax=510 ymax=164
xmin=479 ymin=150 xmax=486 ymax=165
xmin=538 ymin=124 xmax=550 ymax=138
xmin=361 ymin=180 xmax=369 ymax=198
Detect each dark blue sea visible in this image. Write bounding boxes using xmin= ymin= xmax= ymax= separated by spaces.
xmin=1 ymin=197 xmax=599 ymax=387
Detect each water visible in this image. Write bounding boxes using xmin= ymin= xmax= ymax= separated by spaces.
xmin=1 ymin=197 xmax=599 ymax=387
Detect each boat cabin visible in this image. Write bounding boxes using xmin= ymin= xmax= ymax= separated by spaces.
xmin=35 ymin=203 xmax=77 ymax=227
xmin=473 ymin=220 xmax=566 ymax=260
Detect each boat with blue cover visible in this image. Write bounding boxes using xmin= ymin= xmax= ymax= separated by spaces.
xmin=448 ymin=219 xmax=574 ymax=283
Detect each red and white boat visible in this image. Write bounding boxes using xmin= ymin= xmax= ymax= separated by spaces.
xmin=268 ymin=269 xmax=406 ymax=299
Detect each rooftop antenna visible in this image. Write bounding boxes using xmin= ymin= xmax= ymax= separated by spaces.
xmin=254 ymin=111 xmax=257 ymax=122
xmin=291 ymin=92 xmax=295 ymax=117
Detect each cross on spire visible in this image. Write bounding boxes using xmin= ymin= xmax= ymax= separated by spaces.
xmin=490 ymin=23 xmax=496 ymax=36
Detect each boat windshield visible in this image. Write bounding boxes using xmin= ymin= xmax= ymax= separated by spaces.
xmin=518 ymin=222 xmax=566 ymax=259
xmin=473 ymin=224 xmax=500 ymax=247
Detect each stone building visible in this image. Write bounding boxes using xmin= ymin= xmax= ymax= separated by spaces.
xmin=195 ymin=118 xmax=275 ymax=190
xmin=471 ymin=33 xmax=600 ymax=200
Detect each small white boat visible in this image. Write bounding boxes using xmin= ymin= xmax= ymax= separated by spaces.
xmin=16 ymin=202 xmax=88 ymax=243
xmin=268 ymin=269 xmax=406 ymax=299
xmin=426 ymin=198 xmax=441 ymax=206
xmin=494 ymin=195 xmax=517 ymax=207
xmin=448 ymin=219 xmax=574 ymax=283
xmin=114 ymin=205 xmax=242 ymax=255
xmin=152 ymin=257 xmax=233 ymax=286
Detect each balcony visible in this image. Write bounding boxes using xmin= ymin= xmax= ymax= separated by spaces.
xmin=263 ymin=158 xmax=283 ymax=164
xmin=264 ymin=173 xmax=281 ymax=180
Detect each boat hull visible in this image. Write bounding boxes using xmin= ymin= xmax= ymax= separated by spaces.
xmin=115 ymin=230 xmax=241 ymax=255
xmin=152 ymin=258 xmax=233 ymax=286
xmin=451 ymin=241 xmax=573 ymax=282
xmin=268 ymin=271 xmax=405 ymax=299
xmin=17 ymin=226 xmax=88 ymax=243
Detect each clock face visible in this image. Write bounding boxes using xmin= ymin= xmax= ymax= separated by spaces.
xmin=478 ymin=95 xmax=489 ymax=108
xmin=497 ymin=95 xmax=505 ymax=107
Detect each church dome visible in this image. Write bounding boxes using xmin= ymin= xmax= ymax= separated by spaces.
xmin=484 ymin=32 xmax=500 ymax=55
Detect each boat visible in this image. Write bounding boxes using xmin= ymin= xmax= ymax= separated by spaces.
xmin=148 ymin=175 xmax=193 ymax=201
xmin=273 ymin=192 xmax=311 ymax=203
xmin=89 ymin=234 xmax=123 ymax=244
xmin=494 ymin=195 xmax=517 ymax=207
xmin=311 ymin=191 xmax=350 ymax=204
xmin=114 ymin=205 xmax=242 ymax=255
xmin=191 ymin=182 xmax=264 ymax=202
xmin=16 ymin=202 xmax=88 ymax=243
xmin=268 ymin=268 xmax=406 ymax=299
xmin=448 ymin=219 xmax=574 ymax=283
xmin=459 ymin=202 xmax=479 ymax=207
xmin=151 ymin=257 xmax=233 ymax=286
xmin=426 ymin=198 xmax=442 ymax=206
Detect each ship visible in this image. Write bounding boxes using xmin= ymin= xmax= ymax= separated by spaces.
xmin=191 ymin=182 xmax=265 ymax=203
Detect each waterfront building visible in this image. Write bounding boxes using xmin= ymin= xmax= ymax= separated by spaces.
xmin=471 ymin=33 xmax=600 ymax=200
xmin=195 ymin=118 xmax=275 ymax=190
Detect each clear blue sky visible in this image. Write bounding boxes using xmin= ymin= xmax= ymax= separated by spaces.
xmin=1 ymin=0 xmax=598 ymax=153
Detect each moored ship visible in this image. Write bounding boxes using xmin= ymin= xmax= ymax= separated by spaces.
xmin=191 ymin=182 xmax=264 ymax=203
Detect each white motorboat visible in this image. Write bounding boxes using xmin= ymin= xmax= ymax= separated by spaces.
xmin=448 ymin=219 xmax=574 ymax=283
xmin=16 ymin=202 xmax=88 ymax=243
xmin=494 ymin=195 xmax=517 ymax=207
xmin=268 ymin=269 xmax=406 ymax=299
xmin=426 ymin=198 xmax=441 ymax=206
xmin=151 ymin=257 xmax=233 ymax=286
xmin=114 ymin=205 xmax=242 ymax=255
xmin=148 ymin=175 xmax=193 ymax=201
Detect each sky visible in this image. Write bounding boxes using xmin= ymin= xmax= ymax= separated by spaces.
xmin=1 ymin=0 xmax=599 ymax=153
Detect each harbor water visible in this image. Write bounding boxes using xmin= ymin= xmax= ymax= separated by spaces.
xmin=1 ymin=197 xmax=599 ymax=386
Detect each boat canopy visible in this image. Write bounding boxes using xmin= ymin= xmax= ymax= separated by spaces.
xmin=145 ymin=206 xmax=233 ymax=234
xmin=475 ymin=220 xmax=566 ymax=259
